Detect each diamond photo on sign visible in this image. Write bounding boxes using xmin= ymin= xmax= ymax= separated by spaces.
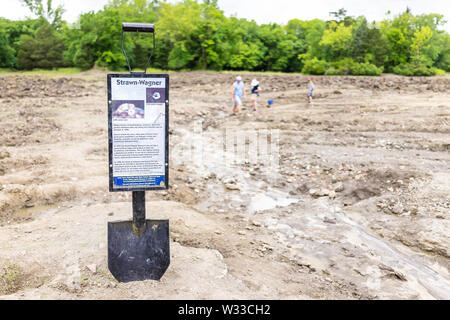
xmin=147 ymin=88 xmax=165 ymax=103
xmin=112 ymin=100 xmax=145 ymax=119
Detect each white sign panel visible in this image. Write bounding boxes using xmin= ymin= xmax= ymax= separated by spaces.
xmin=108 ymin=74 xmax=169 ymax=191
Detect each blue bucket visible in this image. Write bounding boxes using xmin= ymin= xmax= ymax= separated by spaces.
xmin=267 ymin=100 xmax=274 ymax=106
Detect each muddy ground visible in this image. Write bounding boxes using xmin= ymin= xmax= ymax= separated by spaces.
xmin=0 ymin=70 xmax=449 ymax=300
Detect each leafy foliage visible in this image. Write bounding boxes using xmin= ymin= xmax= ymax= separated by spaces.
xmin=393 ymin=63 xmax=444 ymax=76
xmin=2 ymin=1 xmax=449 ymax=75
xmin=326 ymin=59 xmax=383 ymax=76
xmin=301 ymin=57 xmax=328 ymax=75
xmin=17 ymin=20 xmax=65 ymax=69
xmin=0 ymin=25 xmax=16 ymax=68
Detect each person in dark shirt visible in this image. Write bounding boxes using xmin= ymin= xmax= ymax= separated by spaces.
xmin=250 ymin=79 xmax=261 ymax=112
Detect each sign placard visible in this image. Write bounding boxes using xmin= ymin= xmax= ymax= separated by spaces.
xmin=107 ymin=73 xmax=169 ymax=192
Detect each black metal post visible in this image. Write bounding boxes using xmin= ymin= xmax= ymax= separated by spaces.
xmin=132 ymin=191 xmax=146 ymax=236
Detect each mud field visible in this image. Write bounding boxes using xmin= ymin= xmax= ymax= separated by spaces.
xmin=0 ymin=70 xmax=449 ymax=300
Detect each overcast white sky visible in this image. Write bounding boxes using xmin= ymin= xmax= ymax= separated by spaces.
xmin=1 ymin=0 xmax=449 ymax=32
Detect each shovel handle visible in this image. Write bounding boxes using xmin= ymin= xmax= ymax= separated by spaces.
xmin=121 ymin=22 xmax=156 ymax=73
xmin=132 ymin=191 xmax=146 ymax=236
xmin=122 ymin=22 xmax=155 ymax=33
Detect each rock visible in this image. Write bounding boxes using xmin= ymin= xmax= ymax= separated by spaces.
xmin=251 ymin=220 xmax=262 ymax=227
xmin=0 ymin=150 xmax=10 ymax=160
xmin=343 ymin=199 xmax=353 ymax=206
xmin=400 ymin=211 xmax=411 ymax=217
xmin=328 ymin=191 xmax=336 ymax=199
xmin=333 ymin=182 xmax=344 ymax=192
xmin=225 ymin=183 xmax=241 ymax=191
xmin=309 ymin=188 xmax=330 ymax=197
xmin=409 ymin=207 xmax=419 ymax=215
xmin=206 ymin=172 xmax=217 ymax=180
xmin=65 ymin=264 xmax=81 ymax=291
xmin=296 ymin=183 xmax=309 ymax=193
xmin=222 ymin=176 xmax=237 ymax=184
xmin=323 ymin=217 xmax=337 ymax=224
xmin=24 ymin=202 xmax=35 ymax=208
xmin=378 ymin=264 xmax=407 ymax=281
xmin=86 ymin=264 xmax=97 ymax=274
xmin=392 ymin=203 xmax=404 ymax=215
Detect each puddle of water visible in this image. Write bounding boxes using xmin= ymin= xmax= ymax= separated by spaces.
xmin=249 ymin=193 xmax=298 ymax=213
xmin=15 ymin=204 xmax=59 ymax=219
xmin=176 ymin=126 xmax=298 ymax=215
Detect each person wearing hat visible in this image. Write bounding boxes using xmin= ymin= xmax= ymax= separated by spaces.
xmin=231 ymin=76 xmax=246 ymax=115
xmin=250 ymin=79 xmax=261 ymax=112
xmin=308 ymin=77 xmax=315 ymax=104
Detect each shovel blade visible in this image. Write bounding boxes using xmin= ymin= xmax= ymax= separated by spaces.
xmin=108 ymin=219 xmax=170 ymax=282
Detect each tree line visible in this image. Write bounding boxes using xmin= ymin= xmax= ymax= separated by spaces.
xmin=0 ymin=0 xmax=449 ymax=76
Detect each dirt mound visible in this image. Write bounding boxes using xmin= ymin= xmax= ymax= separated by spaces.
xmin=0 ymin=154 xmax=48 ymax=176
xmin=0 ymin=183 xmax=77 ymax=225
xmin=0 ymin=98 xmax=62 ymax=146
xmin=0 ymin=76 xmax=100 ymax=99
xmin=0 ymin=71 xmax=449 ymax=300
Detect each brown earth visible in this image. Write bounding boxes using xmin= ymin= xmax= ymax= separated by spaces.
xmin=0 ymin=70 xmax=449 ymax=300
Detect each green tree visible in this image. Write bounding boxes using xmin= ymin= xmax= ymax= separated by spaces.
xmin=302 ymin=19 xmax=327 ymax=59
xmin=156 ymin=0 xmax=204 ymax=69
xmin=410 ymin=26 xmax=433 ymax=66
xmin=2 ymin=0 xmax=449 ymax=75
xmin=0 ymin=19 xmax=17 ymax=68
xmin=319 ymin=20 xmax=353 ymax=60
xmin=17 ymin=21 xmax=65 ymax=69
xmin=349 ymin=18 xmax=387 ymax=66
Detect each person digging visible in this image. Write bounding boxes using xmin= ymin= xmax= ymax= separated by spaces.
xmin=308 ymin=77 xmax=315 ymax=104
xmin=231 ymin=76 xmax=246 ymax=116
xmin=250 ymin=79 xmax=261 ymax=112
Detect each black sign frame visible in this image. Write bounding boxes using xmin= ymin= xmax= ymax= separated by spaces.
xmin=107 ymin=73 xmax=169 ymax=192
